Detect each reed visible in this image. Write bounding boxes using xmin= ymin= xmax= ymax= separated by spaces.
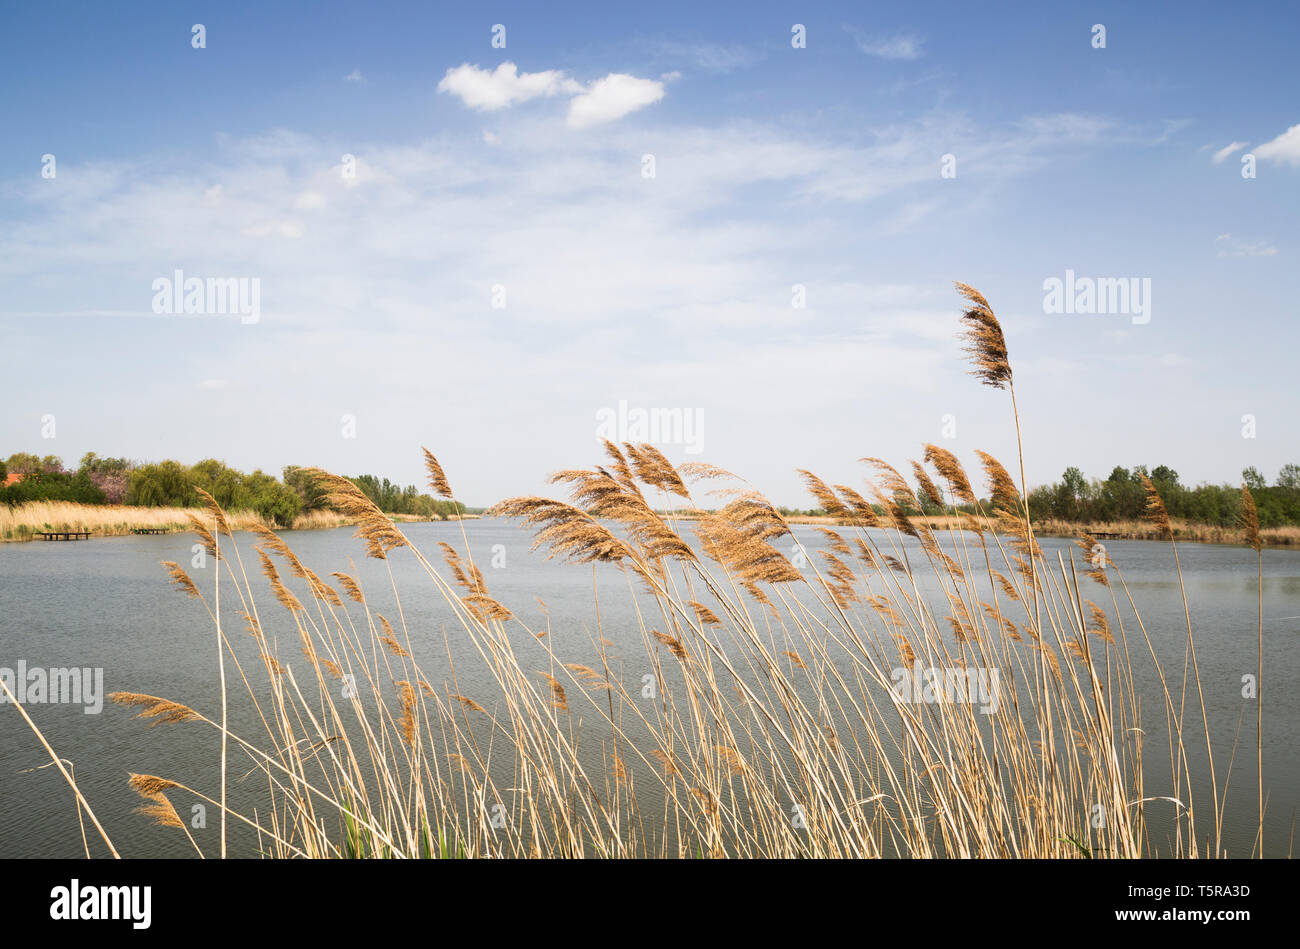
xmin=13 ymin=283 xmax=1265 ymax=859
xmin=1240 ymin=485 xmax=1263 ymax=855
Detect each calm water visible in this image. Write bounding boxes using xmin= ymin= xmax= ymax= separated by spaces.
xmin=1 ymin=521 xmax=1297 ymax=858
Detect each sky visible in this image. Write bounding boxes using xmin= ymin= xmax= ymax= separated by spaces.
xmin=1 ymin=0 xmax=1297 ymax=508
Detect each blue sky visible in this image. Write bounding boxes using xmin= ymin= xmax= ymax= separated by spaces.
xmin=2 ymin=1 xmax=1297 ymax=506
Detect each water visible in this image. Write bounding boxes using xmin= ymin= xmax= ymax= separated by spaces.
xmin=1 ymin=521 xmax=1296 ymax=858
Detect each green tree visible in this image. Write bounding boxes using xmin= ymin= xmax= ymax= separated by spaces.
xmin=1242 ymin=466 xmax=1267 ymax=491
xmin=1277 ymin=464 xmax=1300 ymax=490
xmin=190 ymin=459 xmax=246 ymax=508
xmin=79 ymin=452 xmax=131 ymax=475
xmin=1062 ymin=466 xmax=1086 ymax=499
xmin=1099 ymin=466 xmax=1143 ymax=519
xmin=244 ymin=471 xmax=301 ymax=527
xmin=6 ymin=452 xmax=42 ymax=474
xmin=1150 ymin=465 xmax=1180 ymax=488
xmin=1 ymin=468 xmax=105 ymax=505
xmin=283 ymin=466 xmax=329 ymax=512
xmin=127 ymin=461 xmax=195 ymax=507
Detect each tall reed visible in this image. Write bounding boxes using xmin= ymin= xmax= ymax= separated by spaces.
xmin=14 ymin=283 xmax=1260 ymax=859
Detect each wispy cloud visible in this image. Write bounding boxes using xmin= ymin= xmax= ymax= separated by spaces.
xmin=1013 ymin=113 xmax=1113 ymax=145
xmin=0 ymin=112 xmax=1109 ymax=339
xmin=1153 ymin=118 xmax=1195 ymax=143
xmin=848 ymin=29 xmax=924 ymax=61
xmin=0 ymin=110 xmax=1194 ymax=499
xmin=642 ymin=38 xmax=763 ymax=73
xmin=1215 ymin=233 xmax=1278 ymax=257
xmin=1211 ymin=141 xmax=1247 ymax=163
xmin=343 ymin=69 xmax=365 ymax=83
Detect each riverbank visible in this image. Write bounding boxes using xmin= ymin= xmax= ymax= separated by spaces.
xmin=656 ymin=511 xmax=1299 ymax=547
xmin=6 ymin=501 xmax=1288 ymax=548
xmin=0 ymin=501 xmax=454 ymax=541
xmin=1030 ymin=517 xmax=1298 ymax=547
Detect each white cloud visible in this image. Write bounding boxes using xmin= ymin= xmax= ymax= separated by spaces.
xmin=294 ymin=191 xmax=325 ymax=210
xmin=436 ymin=62 xmax=580 ymax=111
xmin=438 ymin=62 xmax=665 ymax=127
xmin=1215 ymin=233 xmax=1277 ymax=257
xmin=1211 ymin=141 xmax=1247 ymax=163
xmin=0 ymin=112 xmax=1169 ymax=503
xmin=566 ymin=74 xmax=665 ymax=128
xmin=850 ymin=31 xmax=924 ymax=60
xmin=1254 ymin=122 xmax=1300 ymax=166
xmin=343 ymin=69 xmax=364 ymax=83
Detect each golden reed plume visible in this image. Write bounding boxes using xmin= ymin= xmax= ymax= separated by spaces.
xmin=421 ymin=447 xmax=453 ymax=499
xmin=160 ymin=561 xmax=201 ymax=599
xmin=1138 ymin=473 xmax=1173 ymax=540
xmin=1240 ymin=484 xmax=1262 ymax=552
xmin=955 ymin=281 xmax=1012 ymax=389
xmin=924 ymin=443 xmax=977 ymax=505
xmin=110 ymin=692 xmax=203 ymax=727
xmin=127 ymin=774 xmax=184 ymax=829
xmin=192 ymin=486 xmax=232 ymax=537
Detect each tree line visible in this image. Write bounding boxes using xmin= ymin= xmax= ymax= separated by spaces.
xmin=776 ymin=462 xmax=1300 ymax=529
xmin=0 ymin=452 xmax=467 ymax=528
xmin=1027 ymin=464 xmax=1300 ymax=528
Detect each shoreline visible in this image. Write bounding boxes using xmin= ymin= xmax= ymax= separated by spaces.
xmin=659 ymin=511 xmax=1300 ymax=548
xmin=3 ymin=499 xmax=1292 ymax=549
xmin=0 ymin=501 xmax=474 ymax=542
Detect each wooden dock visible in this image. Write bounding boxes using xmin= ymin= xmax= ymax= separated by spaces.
xmin=131 ymin=528 xmax=170 ymax=535
xmin=35 ymin=530 xmax=92 ymax=541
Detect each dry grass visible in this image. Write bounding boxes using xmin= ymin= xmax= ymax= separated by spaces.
xmin=1032 ymin=517 xmax=1300 ymax=547
xmin=12 ymin=283 xmax=1270 ymax=860
xmin=0 ymin=501 xmax=441 ymax=541
xmin=681 ymin=513 xmax=1300 ymax=547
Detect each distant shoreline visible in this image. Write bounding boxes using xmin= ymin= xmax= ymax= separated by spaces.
xmin=4 ymin=500 xmax=1292 ymax=549
xmin=0 ymin=500 xmax=478 ymax=542
xmin=656 ymin=511 xmax=1300 ymax=548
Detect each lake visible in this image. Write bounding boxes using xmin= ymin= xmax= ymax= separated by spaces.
xmin=1 ymin=520 xmax=1296 ymax=858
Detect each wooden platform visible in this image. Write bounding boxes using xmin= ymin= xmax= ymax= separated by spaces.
xmin=35 ymin=531 xmax=92 ymax=541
